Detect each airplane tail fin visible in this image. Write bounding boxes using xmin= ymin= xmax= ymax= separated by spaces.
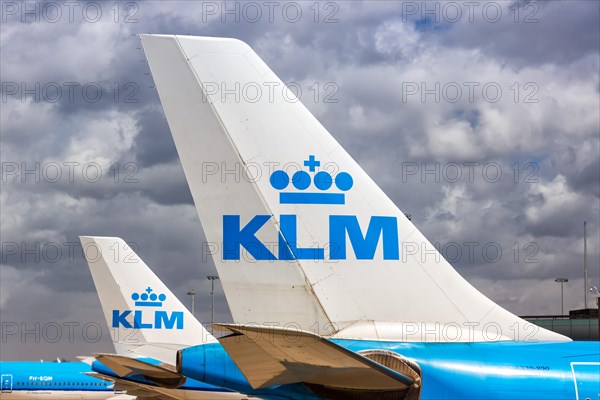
xmin=140 ymin=34 xmax=568 ymax=342
xmin=81 ymin=236 xmax=216 ymax=363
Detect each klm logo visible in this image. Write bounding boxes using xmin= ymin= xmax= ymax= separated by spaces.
xmin=269 ymin=155 xmax=353 ymax=205
xmin=223 ymin=156 xmax=400 ymax=261
xmin=112 ymin=287 xmax=184 ymax=330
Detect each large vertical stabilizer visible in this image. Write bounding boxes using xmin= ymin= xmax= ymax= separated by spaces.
xmin=140 ymin=34 xmax=568 ymax=342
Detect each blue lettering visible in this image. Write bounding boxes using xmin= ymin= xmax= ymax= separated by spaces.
xmin=155 ymin=311 xmax=184 ymax=329
xmin=133 ymin=310 xmax=152 ymax=329
xmin=112 ymin=310 xmax=132 ymax=328
xmin=279 ymin=215 xmax=324 ymax=260
xmin=112 ymin=310 xmax=184 ymax=329
xmin=223 ymin=214 xmax=400 ymax=261
xmin=223 ymin=215 xmax=276 ymax=260
xmin=330 ymin=216 xmax=399 ymax=260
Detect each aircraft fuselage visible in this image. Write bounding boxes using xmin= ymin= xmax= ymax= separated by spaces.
xmin=179 ymin=340 xmax=600 ymax=400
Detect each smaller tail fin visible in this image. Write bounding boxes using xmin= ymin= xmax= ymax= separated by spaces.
xmin=81 ymin=236 xmax=215 ymax=364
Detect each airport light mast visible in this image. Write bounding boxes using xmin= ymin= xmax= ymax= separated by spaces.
xmin=583 ymin=221 xmax=588 ymax=308
xmin=186 ymin=289 xmax=196 ymax=317
xmin=207 ymin=275 xmax=220 ymax=327
xmin=555 ymin=278 xmax=568 ymax=315
xmin=590 ymin=286 xmax=600 ymax=339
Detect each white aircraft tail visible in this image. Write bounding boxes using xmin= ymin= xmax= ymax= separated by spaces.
xmin=81 ymin=236 xmax=216 ymax=364
xmin=140 ymin=34 xmax=568 ymax=342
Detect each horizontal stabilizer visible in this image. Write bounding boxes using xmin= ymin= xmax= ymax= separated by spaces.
xmin=76 ymin=356 xmax=96 ymax=365
xmin=94 ymin=353 xmax=185 ymax=389
xmin=87 ymin=372 xmax=178 ymax=399
xmin=213 ymin=324 xmax=419 ymax=392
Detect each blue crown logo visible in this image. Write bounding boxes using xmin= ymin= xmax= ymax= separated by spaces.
xmin=269 ymin=155 xmax=353 ymax=205
xmin=131 ymin=287 xmax=166 ymax=307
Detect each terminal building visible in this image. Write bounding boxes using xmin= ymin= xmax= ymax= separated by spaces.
xmin=523 ymin=308 xmax=599 ymax=341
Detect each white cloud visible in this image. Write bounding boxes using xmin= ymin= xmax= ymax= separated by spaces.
xmin=62 ymin=110 xmax=139 ymax=168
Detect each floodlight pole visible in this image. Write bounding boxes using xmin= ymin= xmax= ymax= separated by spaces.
xmin=186 ymin=289 xmax=196 ymax=317
xmin=584 ymin=221 xmax=588 ymax=308
xmin=207 ymin=276 xmax=220 ymax=327
xmin=555 ymin=278 xmax=568 ymax=315
xmin=590 ymin=287 xmax=600 ymax=340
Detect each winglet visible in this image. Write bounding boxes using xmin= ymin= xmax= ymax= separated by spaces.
xmin=93 ymin=353 xmax=186 ymax=389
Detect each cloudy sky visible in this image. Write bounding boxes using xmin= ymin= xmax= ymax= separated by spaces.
xmin=1 ymin=0 xmax=598 ymax=360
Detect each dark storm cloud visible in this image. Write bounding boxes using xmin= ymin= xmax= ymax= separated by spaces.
xmin=551 ymin=146 xmax=600 ymax=199
xmin=440 ymin=0 xmax=600 ymax=66
xmin=133 ymin=106 xmax=180 ymax=167
xmin=570 ymin=158 xmax=600 ymax=198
